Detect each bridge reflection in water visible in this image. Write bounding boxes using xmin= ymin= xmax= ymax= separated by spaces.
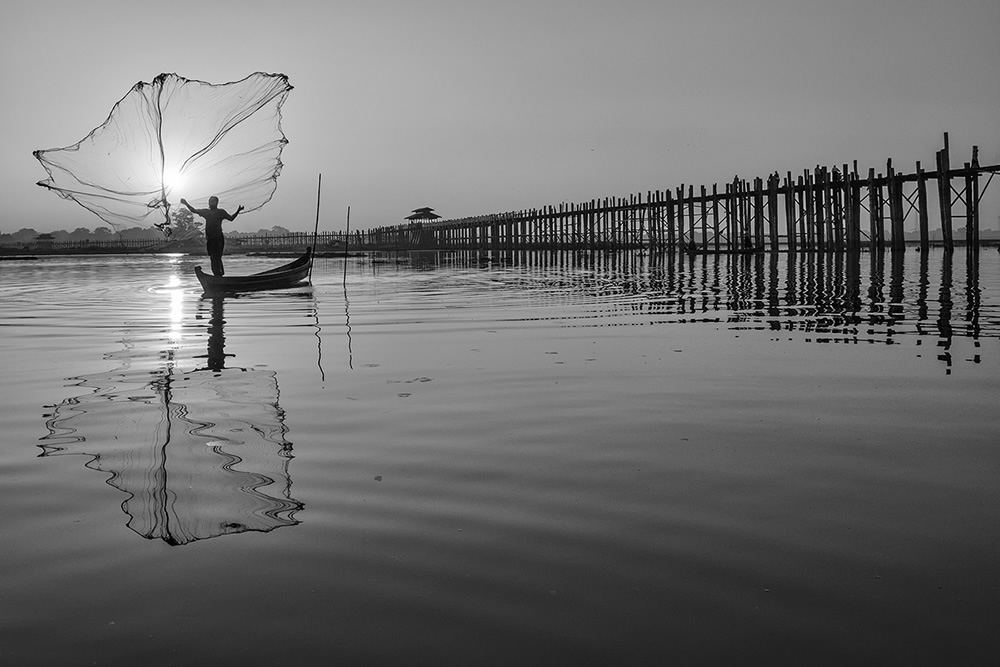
xmin=377 ymin=248 xmax=994 ymax=372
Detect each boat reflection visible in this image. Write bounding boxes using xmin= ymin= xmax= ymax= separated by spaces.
xmin=40 ymin=292 xmax=303 ymax=546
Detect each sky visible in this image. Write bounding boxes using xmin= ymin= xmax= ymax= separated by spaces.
xmin=2 ymin=0 xmax=998 ymax=234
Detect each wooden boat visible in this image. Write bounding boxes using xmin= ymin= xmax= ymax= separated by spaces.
xmin=195 ymin=248 xmax=312 ymax=293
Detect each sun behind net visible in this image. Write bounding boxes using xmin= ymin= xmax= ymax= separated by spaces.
xmin=34 ymin=72 xmax=293 ymax=234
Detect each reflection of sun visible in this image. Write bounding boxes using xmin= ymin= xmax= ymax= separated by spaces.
xmin=167 ymin=274 xmax=184 ymax=342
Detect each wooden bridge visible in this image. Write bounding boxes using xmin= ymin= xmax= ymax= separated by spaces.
xmin=361 ymin=134 xmax=997 ymax=253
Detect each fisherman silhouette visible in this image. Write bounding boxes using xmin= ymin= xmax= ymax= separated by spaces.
xmin=181 ymin=196 xmax=244 ymax=276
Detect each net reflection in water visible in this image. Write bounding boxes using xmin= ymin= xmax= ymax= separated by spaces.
xmin=39 ymin=295 xmax=302 ymax=546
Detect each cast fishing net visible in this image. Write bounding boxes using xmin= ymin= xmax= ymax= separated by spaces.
xmin=34 ymin=72 xmax=292 ymax=234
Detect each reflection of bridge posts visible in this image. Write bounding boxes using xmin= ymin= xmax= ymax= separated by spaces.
xmin=937 ymin=251 xmax=954 ymax=366
xmin=844 ymin=251 xmax=862 ymax=315
xmin=889 ymin=250 xmax=906 ymax=327
xmin=964 ymin=251 xmax=980 ymax=340
xmin=917 ymin=250 xmax=930 ymax=324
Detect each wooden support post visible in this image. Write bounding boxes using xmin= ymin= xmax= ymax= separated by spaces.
xmin=738 ymin=181 xmax=746 ymax=250
xmin=621 ymin=195 xmax=635 ymax=250
xmin=553 ymin=204 xmax=560 ymax=250
xmin=823 ymin=167 xmax=833 ymax=248
xmin=618 ymin=197 xmax=632 ymax=249
xmin=916 ymin=161 xmax=929 ymax=252
xmin=804 ymin=171 xmax=815 ymax=249
xmin=867 ymin=168 xmax=879 ymax=251
xmin=876 ymin=174 xmax=887 ymax=249
xmin=832 ymin=165 xmax=846 ymax=251
xmin=563 ymin=202 xmax=569 ymax=249
xmin=739 ymin=180 xmax=747 ymax=246
xmin=814 ymin=167 xmax=826 ymax=251
xmin=593 ymin=199 xmax=608 ymax=249
xmin=598 ymin=201 xmax=609 ymax=251
xmin=665 ymin=191 xmax=675 ymax=249
xmin=657 ymin=191 xmax=666 ymax=250
xmin=728 ymin=178 xmax=737 ymax=247
xmin=576 ymin=203 xmax=583 ymax=250
xmin=645 ymin=193 xmax=653 ymax=250
xmin=725 ymin=182 xmax=734 ymax=248
xmin=700 ymin=185 xmax=708 ymax=252
xmin=621 ymin=197 xmax=628 ymax=249
xmin=784 ymin=172 xmax=796 ymax=253
xmin=537 ymin=208 xmax=544 ymax=249
xmin=849 ymin=165 xmax=862 ymax=251
xmin=589 ymin=205 xmax=595 ymax=250
xmin=676 ymin=187 xmax=684 ymax=248
xmin=796 ymin=176 xmax=805 ymax=250
xmin=964 ymin=162 xmax=976 ymax=250
xmin=605 ymin=200 xmax=613 ymax=251
xmin=576 ymin=202 xmax=581 ymax=250
xmin=937 ymin=133 xmax=953 ymax=251
xmin=650 ymin=192 xmax=658 ymax=250
xmin=737 ymin=181 xmax=746 ymax=248
xmin=712 ymin=184 xmax=721 ymax=252
xmin=526 ymin=211 xmax=534 ymax=250
xmin=605 ymin=199 xmax=611 ymax=250
xmin=536 ymin=209 xmax=544 ymax=250
xmin=616 ymin=198 xmax=623 ymax=250
xmin=636 ymin=193 xmax=644 ymax=249
xmin=637 ymin=193 xmax=643 ymax=249
xmin=843 ymin=170 xmax=854 ymax=250
xmin=877 ymin=176 xmax=888 ymax=249
xmin=767 ymin=174 xmax=780 ymax=252
xmin=688 ymin=185 xmax=696 ymax=248
xmin=966 ymin=146 xmax=980 ymax=250
xmin=888 ymin=159 xmax=905 ymax=252
xmin=568 ymin=202 xmax=575 ymax=248
xmin=553 ymin=205 xmax=560 ymax=249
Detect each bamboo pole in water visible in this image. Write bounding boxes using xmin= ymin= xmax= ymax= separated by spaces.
xmin=343 ymin=206 xmax=350 ymax=286
xmin=309 ymin=173 xmax=321 ymax=283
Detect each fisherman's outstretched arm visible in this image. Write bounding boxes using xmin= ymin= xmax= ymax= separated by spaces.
xmin=179 ymin=198 xmax=206 ymax=215
xmin=226 ymin=205 xmax=245 ymax=222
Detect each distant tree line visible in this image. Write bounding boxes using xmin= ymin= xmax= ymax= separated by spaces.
xmin=2 ymin=208 xmax=297 ymax=245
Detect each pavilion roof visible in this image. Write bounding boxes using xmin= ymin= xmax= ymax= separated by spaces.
xmin=405 ymin=207 xmax=441 ymax=221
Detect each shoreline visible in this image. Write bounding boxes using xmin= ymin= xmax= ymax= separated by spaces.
xmin=2 ymin=239 xmax=997 ymax=259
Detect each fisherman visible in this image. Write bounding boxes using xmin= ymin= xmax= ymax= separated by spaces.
xmin=180 ymin=196 xmax=244 ymax=276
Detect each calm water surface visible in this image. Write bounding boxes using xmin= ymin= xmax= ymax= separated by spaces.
xmin=1 ymin=250 xmax=998 ymax=665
